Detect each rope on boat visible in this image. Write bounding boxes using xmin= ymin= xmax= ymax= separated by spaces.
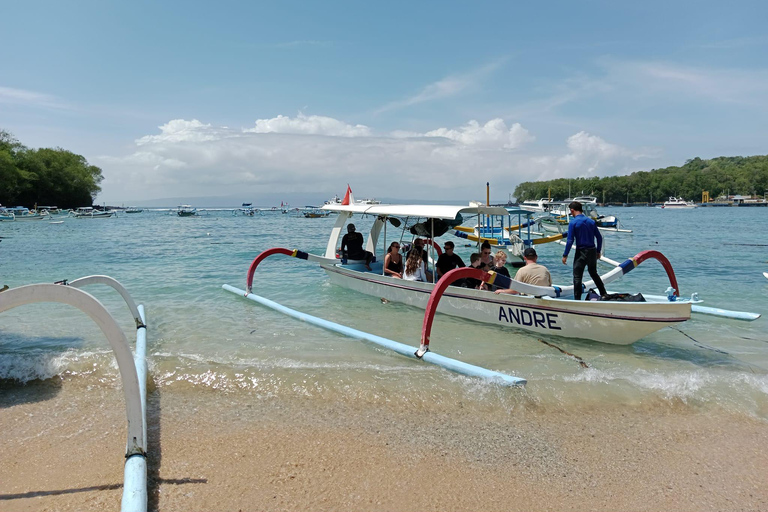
xmin=669 ymin=326 xmax=730 ymax=355
xmin=536 ymin=338 xmax=590 ymax=368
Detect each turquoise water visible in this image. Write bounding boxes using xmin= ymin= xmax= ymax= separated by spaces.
xmin=1 ymin=207 xmax=767 ymax=418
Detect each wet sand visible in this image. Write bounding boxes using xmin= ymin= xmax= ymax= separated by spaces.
xmin=1 ymin=380 xmax=767 ymax=512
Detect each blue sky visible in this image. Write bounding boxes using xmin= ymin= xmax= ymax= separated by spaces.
xmin=2 ymin=0 xmax=767 ymax=204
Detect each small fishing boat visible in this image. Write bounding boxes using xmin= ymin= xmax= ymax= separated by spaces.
xmin=71 ymin=207 xmax=114 ymax=218
xmin=662 ymin=197 xmax=697 ymax=209
xmin=539 ymin=202 xmax=631 ymax=233
xmin=125 ymin=207 xmax=143 ymax=214
xmin=764 ymin=272 xmax=768 ymax=280
xmin=177 ymin=205 xmax=198 ymax=217
xmin=302 ymin=207 xmax=331 ymax=218
xmin=0 ymin=206 xmax=14 ymax=221
xmin=237 ymin=200 xmax=758 ymax=346
xmin=233 ymin=203 xmax=259 ymax=216
xmin=6 ymin=206 xmax=48 ymax=221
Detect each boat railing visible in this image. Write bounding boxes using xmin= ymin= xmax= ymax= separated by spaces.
xmin=0 ymin=277 xmax=148 ymax=512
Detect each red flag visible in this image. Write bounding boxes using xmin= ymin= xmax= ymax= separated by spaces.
xmin=341 ymin=185 xmax=352 ymax=205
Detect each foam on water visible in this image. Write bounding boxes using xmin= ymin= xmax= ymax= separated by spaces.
xmin=1 ymin=207 xmax=767 ymax=418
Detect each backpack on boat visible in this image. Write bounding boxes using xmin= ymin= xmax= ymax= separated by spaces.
xmin=585 ymin=288 xmax=646 ymax=302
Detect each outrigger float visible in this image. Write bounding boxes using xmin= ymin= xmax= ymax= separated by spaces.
xmin=0 ymin=276 xmax=149 ymax=512
xmin=224 ymin=202 xmax=760 ymax=374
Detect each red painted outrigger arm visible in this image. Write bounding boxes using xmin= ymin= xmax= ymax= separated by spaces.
xmin=416 ymin=267 xmax=494 ymax=358
xmin=246 ymin=247 xmax=310 ymax=294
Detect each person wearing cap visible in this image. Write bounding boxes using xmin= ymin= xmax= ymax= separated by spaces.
xmin=340 ymin=223 xmax=373 ymax=270
xmin=436 ymin=241 xmax=465 ymax=280
xmin=495 ymin=247 xmax=551 ymax=295
xmin=561 ymin=201 xmax=608 ymax=300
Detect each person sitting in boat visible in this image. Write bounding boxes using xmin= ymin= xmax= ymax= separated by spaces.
xmin=496 ymin=247 xmax=551 ymax=295
xmin=464 ymin=253 xmax=486 ymax=290
xmin=340 ymin=223 xmax=373 ymax=270
xmin=488 ymin=250 xmax=511 ymax=291
xmin=478 ymin=241 xmax=494 ymax=271
xmin=436 ymin=241 xmax=465 ymax=280
xmin=402 ymin=247 xmax=428 ymax=282
xmin=407 ymin=238 xmax=433 ymax=281
xmin=383 ymin=241 xmax=403 ymax=279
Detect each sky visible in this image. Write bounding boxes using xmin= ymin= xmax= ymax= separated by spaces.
xmin=1 ymin=0 xmax=767 ymax=205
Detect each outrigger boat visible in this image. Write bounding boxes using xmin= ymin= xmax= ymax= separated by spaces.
xmin=71 ymin=207 xmax=114 ymax=218
xmin=452 ymin=206 xmax=563 ymax=266
xmin=538 ymin=202 xmax=631 ymax=233
xmin=177 ymin=205 xmax=198 ymax=217
xmin=232 ymin=202 xmax=759 ymax=347
xmin=5 ymin=206 xmax=48 ymax=221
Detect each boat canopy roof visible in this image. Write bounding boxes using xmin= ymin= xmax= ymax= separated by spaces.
xmin=321 ymin=202 xmax=512 ymax=220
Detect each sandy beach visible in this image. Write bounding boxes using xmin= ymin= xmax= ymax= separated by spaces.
xmin=2 ymin=378 xmax=766 ymax=512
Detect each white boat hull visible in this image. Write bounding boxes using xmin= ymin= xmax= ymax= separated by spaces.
xmin=321 ymin=264 xmax=690 ymax=345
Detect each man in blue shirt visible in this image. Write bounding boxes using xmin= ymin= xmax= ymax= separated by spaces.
xmin=561 ymin=201 xmax=608 ymax=300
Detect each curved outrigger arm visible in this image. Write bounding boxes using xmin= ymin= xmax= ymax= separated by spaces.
xmin=416 ymin=250 xmax=682 ymax=357
xmin=246 ymin=247 xmax=337 ymax=295
xmin=64 ymin=275 xmax=145 ymax=328
xmin=0 ymin=284 xmax=146 ymax=457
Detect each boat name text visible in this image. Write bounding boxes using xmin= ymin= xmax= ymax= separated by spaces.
xmin=498 ymin=307 xmax=561 ymax=330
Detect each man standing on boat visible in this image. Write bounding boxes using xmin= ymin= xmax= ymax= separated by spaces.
xmin=562 ymin=201 xmax=608 ymax=300
xmin=341 ymin=224 xmax=373 ymax=270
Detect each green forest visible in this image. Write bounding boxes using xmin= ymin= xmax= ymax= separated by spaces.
xmin=0 ymin=129 xmax=104 ymax=208
xmin=513 ymin=156 xmax=768 ymax=204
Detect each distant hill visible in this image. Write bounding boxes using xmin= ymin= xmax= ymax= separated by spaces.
xmin=513 ymin=155 xmax=768 ymax=204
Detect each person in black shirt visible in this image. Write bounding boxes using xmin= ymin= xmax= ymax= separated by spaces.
xmin=340 ymin=224 xmax=373 ymax=270
xmin=436 ymin=241 xmax=465 ymax=280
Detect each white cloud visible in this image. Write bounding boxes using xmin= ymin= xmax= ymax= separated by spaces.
xmin=0 ymin=86 xmax=69 ymax=109
xmin=374 ymin=60 xmax=506 ymax=114
xmin=95 ymin=115 xmax=656 ymax=203
xmin=136 ymin=119 xmax=228 ymax=145
xmin=601 ymin=59 xmax=768 ymax=107
xmin=424 ymin=119 xmax=534 ymax=149
xmin=245 ymin=113 xmax=371 ymax=137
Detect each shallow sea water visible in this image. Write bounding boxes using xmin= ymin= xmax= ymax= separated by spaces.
xmin=1 ymin=206 xmax=767 ymax=419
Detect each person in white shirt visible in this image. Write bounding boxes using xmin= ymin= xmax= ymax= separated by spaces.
xmin=402 ymin=247 xmax=428 ymax=282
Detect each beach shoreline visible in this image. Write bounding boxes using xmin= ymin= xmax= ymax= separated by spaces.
xmin=2 ymin=379 xmax=766 ymax=511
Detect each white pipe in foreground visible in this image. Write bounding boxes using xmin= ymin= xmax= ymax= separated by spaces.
xmin=222 ymin=284 xmax=525 ymax=386
xmin=121 ymin=304 xmax=148 ymax=512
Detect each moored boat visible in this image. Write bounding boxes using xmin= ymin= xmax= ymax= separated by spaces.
xmin=662 ymin=197 xmax=697 ymax=209
xmin=177 ymin=205 xmax=198 ymax=217
xmin=519 ymin=198 xmax=551 ymax=212
xmin=125 ymin=207 xmax=143 ymax=214
xmin=71 ymin=207 xmax=114 ymax=218
xmin=6 ymin=206 xmax=48 ymax=221
xmin=0 ymin=206 xmax=14 ymax=221
xmin=237 ymin=201 xmax=747 ymax=346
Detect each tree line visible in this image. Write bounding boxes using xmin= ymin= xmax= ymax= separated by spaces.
xmin=513 ymin=156 xmax=768 ymax=204
xmin=0 ymin=129 xmax=104 ymax=208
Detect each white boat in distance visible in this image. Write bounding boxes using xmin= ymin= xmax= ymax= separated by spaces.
xmin=519 ymin=198 xmax=551 ymax=212
xmin=662 ymin=197 xmax=697 ymax=209
xmin=71 ymin=207 xmax=114 ymax=218
xmin=244 ymin=202 xmax=702 ymax=346
xmin=177 ymin=205 xmax=198 ymax=217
